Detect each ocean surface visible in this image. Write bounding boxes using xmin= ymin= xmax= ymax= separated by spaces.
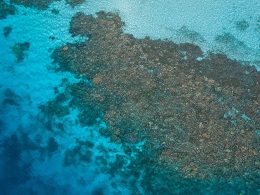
xmin=0 ymin=0 xmax=259 ymax=194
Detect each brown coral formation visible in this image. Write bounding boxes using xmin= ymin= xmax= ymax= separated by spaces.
xmin=52 ymin=11 xmax=260 ymax=192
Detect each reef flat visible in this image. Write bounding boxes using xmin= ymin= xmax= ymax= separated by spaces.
xmin=49 ymin=11 xmax=260 ymax=193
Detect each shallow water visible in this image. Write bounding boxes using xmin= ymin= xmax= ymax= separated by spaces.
xmin=0 ymin=0 xmax=259 ymax=194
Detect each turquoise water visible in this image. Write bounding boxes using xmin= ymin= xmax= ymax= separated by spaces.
xmin=0 ymin=0 xmax=259 ymax=194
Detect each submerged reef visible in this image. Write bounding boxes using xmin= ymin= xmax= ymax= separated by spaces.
xmin=2 ymin=88 xmax=21 ymax=106
xmin=3 ymin=26 xmax=12 ymax=37
xmin=10 ymin=0 xmax=60 ymax=10
xmin=12 ymin=42 xmax=30 ymax=62
xmin=65 ymin=0 xmax=85 ymax=8
xmin=51 ymin=11 xmax=260 ymax=193
xmin=0 ymin=132 xmax=43 ymax=194
xmin=176 ymin=26 xmax=205 ymax=43
xmin=0 ymin=0 xmax=16 ymax=19
xmin=63 ymin=139 xmax=94 ymax=166
xmin=51 ymin=8 xmax=59 ymax=15
xmin=235 ymin=20 xmax=250 ymax=31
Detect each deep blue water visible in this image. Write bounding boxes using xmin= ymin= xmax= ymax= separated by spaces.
xmin=0 ymin=0 xmax=259 ymax=194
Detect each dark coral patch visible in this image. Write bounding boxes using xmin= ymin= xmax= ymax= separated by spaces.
xmin=65 ymin=0 xmax=85 ymax=8
xmin=47 ymin=137 xmax=59 ymax=153
xmin=10 ymin=0 xmax=60 ymax=10
xmin=3 ymin=26 xmax=12 ymax=37
xmin=51 ymin=8 xmax=59 ymax=15
xmin=39 ymin=96 xmax=70 ymax=118
xmin=11 ymin=42 xmax=30 ymax=62
xmin=0 ymin=0 xmax=16 ymax=19
xmin=63 ymin=140 xmax=94 ymax=166
xmin=2 ymin=88 xmax=21 ymax=106
xmin=0 ymin=132 xmax=44 ymax=194
xmin=236 ymin=20 xmax=250 ymax=31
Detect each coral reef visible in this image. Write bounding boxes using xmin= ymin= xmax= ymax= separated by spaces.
xmin=39 ymin=98 xmax=70 ymax=118
xmin=47 ymin=137 xmax=59 ymax=153
xmin=176 ymin=26 xmax=205 ymax=43
xmin=63 ymin=139 xmax=94 ymax=166
xmin=65 ymin=0 xmax=85 ymax=8
xmin=236 ymin=20 xmax=250 ymax=31
xmin=2 ymin=88 xmax=21 ymax=106
xmin=3 ymin=26 xmax=12 ymax=37
xmin=0 ymin=132 xmax=44 ymax=194
xmin=0 ymin=0 xmax=16 ymax=19
xmin=51 ymin=11 xmax=260 ymax=193
xmin=10 ymin=0 xmax=60 ymax=10
xmin=51 ymin=8 xmax=59 ymax=15
xmin=11 ymin=42 xmax=30 ymax=62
